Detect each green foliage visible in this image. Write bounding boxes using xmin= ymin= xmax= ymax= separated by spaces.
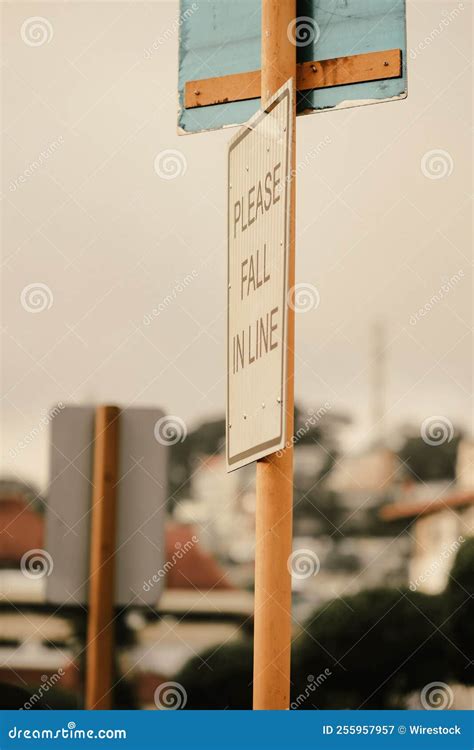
xmin=176 ymin=641 xmax=253 ymax=710
xmin=293 ymin=588 xmax=449 ymax=709
xmin=397 ymin=434 xmax=462 ymax=482
xmin=0 ymin=478 xmax=45 ymax=512
xmin=443 ymin=539 xmax=474 ymax=684
xmin=168 ymin=417 xmax=225 ymax=501
xmin=174 ymin=539 xmax=474 ymax=709
xmin=0 ymin=681 xmax=79 ymax=709
xmin=168 ymin=405 xmax=349 ymax=505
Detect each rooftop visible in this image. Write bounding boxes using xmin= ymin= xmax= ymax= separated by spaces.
xmin=380 ymin=490 xmax=474 ymax=522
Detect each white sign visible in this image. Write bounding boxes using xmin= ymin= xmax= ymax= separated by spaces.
xmin=227 ymin=81 xmax=293 ymax=471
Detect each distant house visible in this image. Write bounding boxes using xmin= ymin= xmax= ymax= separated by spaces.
xmin=174 ymin=454 xmax=257 ymax=564
xmin=381 ymin=491 xmax=474 ymax=593
xmin=164 ymin=523 xmax=234 ymax=591
xmin=0 ymin=496 xmax=234 ymax=595
xmin=380 ymin=438 xmax=474 ymax=594
xmin=0 ymin=494 xmax=245 ymax=707
xmin=326 ymin=446 xmax=404 ymax=508
xmin=381 ymin=448 xmax=474 ymax=711
xmin=0 ymin=494 xmax=43 ymax=565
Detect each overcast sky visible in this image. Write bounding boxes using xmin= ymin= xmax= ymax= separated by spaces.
xmin=1 ymin=1 xmax=472 ymax=489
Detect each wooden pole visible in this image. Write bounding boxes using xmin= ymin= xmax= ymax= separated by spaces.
xmin=253 ymin=0 xmax=296 ymax=711
xmin=85 ymin=405 xmax=120 ymax=710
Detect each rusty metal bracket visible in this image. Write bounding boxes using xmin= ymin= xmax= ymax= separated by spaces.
xmin=185 ymin=49 xmax=402 ymax=109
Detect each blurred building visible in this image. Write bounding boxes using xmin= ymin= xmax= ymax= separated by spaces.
xmin=381 ymin=438 xmax=474 ymax=594
xmin=293 ymin=444 xmax=327 ymax=486
xmin=0 ymin=494 xmax=43 ymax=565
xmin=0 ymin=487 xmax=252 ymax=709
xmin=174 ymin=455 xmax=257 ymax=565
xmin=381 ymin=491 xmax=474 ymax=594
xmin=389 ymin=439 xmax=474 ymax=712
xmin=456 ymin=439 xmax=474 ymax=491
xmin=327 ymin=446 xmax=404 ymax=504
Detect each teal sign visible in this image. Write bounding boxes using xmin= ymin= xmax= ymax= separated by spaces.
xmin=178 ymin=0 xmax=407 ymax=134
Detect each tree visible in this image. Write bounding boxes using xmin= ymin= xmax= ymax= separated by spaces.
xmin=442 ymin=538 xmax=474 ymax=685
xmin=293 ymin=588 xmax=448 ymax=709
xmin=174 ymin=539 xmax=474 ymax=709
xmin=168 ymin=417 xmax=225 ymax=503
xmin=295 ymin=541 xmax=473 ymax=708
xmin=176 ymin=641 xmax=253 ymax=710
xmin=168 ymin=405 xmax=349 ymax=509
xmin=397 ymin=433 xmax=462 ymax=482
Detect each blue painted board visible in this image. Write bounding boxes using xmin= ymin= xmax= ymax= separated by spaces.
xmin=178 ymin=0 xmax=407 ymax=134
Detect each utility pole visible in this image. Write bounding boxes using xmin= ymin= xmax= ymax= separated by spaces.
xmin=253 ymin=0 xmax=296 ymax=710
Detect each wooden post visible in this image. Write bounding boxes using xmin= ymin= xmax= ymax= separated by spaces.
xmin=253 ymin=0 xmax=296 ymax=710
xmin=85 ymin=405 xmax=120 ymax=710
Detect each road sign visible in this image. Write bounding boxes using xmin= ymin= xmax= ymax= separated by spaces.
xmin=45 ymin=405 xmax=167 ymax=607
xmin=178 ymin=0 xmax=409 ymax=711
xmin=226 ymin=81 xmax=293 ymax=471
xmin=178 ymin=0 xmax=407 ymax=134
